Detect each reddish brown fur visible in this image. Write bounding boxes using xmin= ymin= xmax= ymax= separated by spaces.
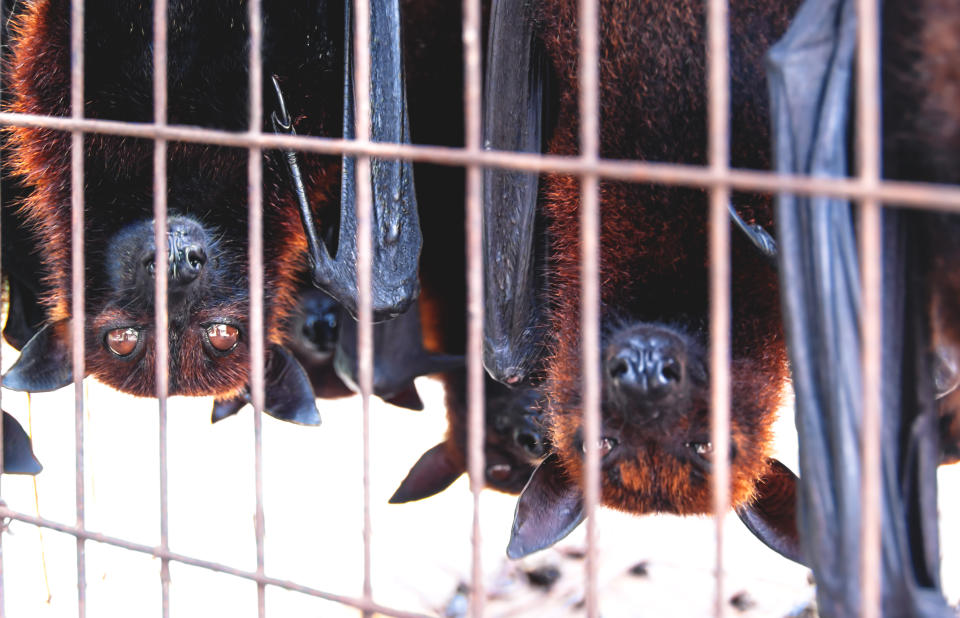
xmin=4 ymin=0 xmax=341 ymax=398
xmin=534 ymin=0 xmax=798 ymax=514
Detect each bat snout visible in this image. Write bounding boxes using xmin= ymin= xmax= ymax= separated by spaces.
xmin=604 ymin=325 xmax=698 ymax=426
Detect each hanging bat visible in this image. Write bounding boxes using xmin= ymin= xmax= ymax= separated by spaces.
xmin=383 ymin=0 xmax=549 ymax=501
xmin=1 ymin=0 xmax=420 ymax=425
xmin=481 ymin=0 xmax=805 ymax=562
xmin=390 ymin=375 xmax=546 ymax=502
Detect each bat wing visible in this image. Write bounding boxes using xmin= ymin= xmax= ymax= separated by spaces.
xmin=735 ymin=459 xmax=803 ymax=565
xmin=211 ymin=346 xmax=321 ymax=426
xmin=333 ymin=298 xmax=465 ymax=407
xmin=770 ymin=0 xmax=949 ymax=612
xmin=506 ymin=453 xmax=584 ymax=559
xmin=3 ymin=319 xmax=76 ymax=392
xmin=305 ymin=0 xmax=421 ymax=321
xmin=481 ymin=0 xmax=550 ymax=385
xmin=2 ymin=411 xmax=42 ymax=475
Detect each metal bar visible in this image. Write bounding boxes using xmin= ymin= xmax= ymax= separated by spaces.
xmin=70 ymin=1 xmax=87 ymax=616
xmin=246 ymin=0 xmax=267 ymax=616
xmin=577 ymin=0 xmax=601 ymax=616
xmin=4 ymin=112 xmax=960 ymax=208
xmin=0 ymin=0 xmax=5 ymax=611
xmin=462 ymin=0 xmax=485 ymax=614
xmin=706 ymin=0 xmax=731 ymax=615
xmin=152 ymin=0 xmax=171 ymax=615
xmin=0 ymin=507 xmax=431 ymax=618
xmin=856 ymin=0 xmax=882 ymax=615
xmin=351 ymin=0 xmax=374 ymax=612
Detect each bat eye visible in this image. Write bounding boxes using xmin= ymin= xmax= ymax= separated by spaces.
xmin=105 ymin=327 xmax=140 ymax=357
xmin=206 ymin=323 xmax=239 ymax=352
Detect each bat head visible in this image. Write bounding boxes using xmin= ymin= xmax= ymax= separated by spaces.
xmin=508 ymin=321 xmax=799 ymax=561
xmin=389 ymin=380 xmax=547 ymax=503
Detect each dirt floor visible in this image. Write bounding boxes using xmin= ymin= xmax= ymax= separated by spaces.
xmin=0 ymin=345 xmax=957 ymax=617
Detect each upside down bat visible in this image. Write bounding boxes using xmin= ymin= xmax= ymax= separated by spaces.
xmin=2 ymin=0 xmax=420 ymax=424
xmin=479 ymin=0 xmax=805 ymax=562
xmin=382 ymin=0 xmax=551 ymax=502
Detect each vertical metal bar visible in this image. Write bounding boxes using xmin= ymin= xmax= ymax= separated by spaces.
xmin=152 ymin=0 xmax=171 ymax=616
xmin=706 ymin=0 xmax=731 ymax=615
xmin=70 ymin=1 xmax=87 ymax=616
xmin=577 ymin=1 xmax=601 ymax=617
xmin=247 ymin=1 xmax=266 ymax=616
xmin=462 ymin=0 xmax=485 ymax=614
xmin=856 ymin=0 xmax=881 ymax=616
xmin=351 ymin=0 xmax=374 ymax=613
xmin=0 ymin=0 xmax=5 ymax=611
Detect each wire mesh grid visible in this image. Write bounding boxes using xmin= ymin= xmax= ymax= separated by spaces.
xmin=0 ymin=0 xmax=947 ymax=615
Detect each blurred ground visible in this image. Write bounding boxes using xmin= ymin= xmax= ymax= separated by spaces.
xmin=0 ymin=341 xmax=957 ymax=617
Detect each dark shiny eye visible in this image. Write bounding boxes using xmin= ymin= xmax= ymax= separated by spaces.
xmin=105 ymin=327 xmax=140 ymax=357
xmin=206 ymin=323 xmax=239 ymax=352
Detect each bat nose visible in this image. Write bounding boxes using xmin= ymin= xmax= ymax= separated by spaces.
xmin=169 ymin=243 xmax=207 ymax=287
xmin=605 ymin=330 xmax=684 ymax=403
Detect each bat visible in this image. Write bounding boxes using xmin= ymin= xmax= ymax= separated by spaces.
xmin=385 ymin=0 xmax=549 ymax=501
xmin=1 ymin=0 xmax=420 ymax=426
xmin=390 ymin=375 xmax=546 ymax=502
xmin=480 ymin=0 xmax=805 ymax=562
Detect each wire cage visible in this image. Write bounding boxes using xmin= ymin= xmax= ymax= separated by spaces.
xmin=0 ymin=0 xmax=957 ymax=616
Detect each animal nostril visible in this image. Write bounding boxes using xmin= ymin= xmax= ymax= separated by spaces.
xmin=660 ymin=359 xmax=682 ymax=384
xmin=142 ymin=252 xmax=156 ymax=276
xmin=185 ymin=246 xmax=206 ymax=270
xmin=608 ymin=355 xmax=631 ymax=381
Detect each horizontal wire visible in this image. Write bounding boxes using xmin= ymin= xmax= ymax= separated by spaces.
xmin=0 ymin=507 xmax=431 ymax=618
xmin=2 ymin=111 xmax=960 ymax=208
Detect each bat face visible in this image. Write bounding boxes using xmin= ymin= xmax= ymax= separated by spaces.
xmin=86 ymin=215 xmax=251 ymax=397
xmin=3 ymin=0 xmax=344 ymax=412
xmin=484 ymin=382 xmax=546 ymax=492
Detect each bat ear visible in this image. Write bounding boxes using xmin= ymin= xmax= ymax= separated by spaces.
xmin=507 ymin=453 xmax=584 ymax=559
xmin=482 ymin=0 xmax=550 ymax=384
xmin=2 ymin=411 xmax=42 ymax=475
xmin=211 ymin=394 xmax=249 ymax=423
xmin=3 ymin=319 xmax=77 ymax=392
xmin=384 ymin=384 xmax=425 ymax=411
xmin=735 ymin=458 xmax=805 ymax=565
xmin=263 ymin=346 xmax=322 ymax=426
xmin=389 ymin=441 xmax=464 ymax=503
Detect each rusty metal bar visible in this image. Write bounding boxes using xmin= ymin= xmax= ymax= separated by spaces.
xmin=577 ymin=0 xmax=601 ymax=616
xmin=855 ymin=0 xmax=882 ymax=615
xmin=0 ymin=507 xmax=431 ymax=618
xmin=462 ymin=0 xmax=485 ymax=614
xmin=707 ymin=0 xmax=731 ymax=615
xmin=0 ymin=0 xmax=6 ymax=612
xmin=151 ymin=0 xmax=171 ymax=616
xmin=5 ymin=111 xmax=960 ymax=208
xmin=246 ymin=0 xmax=267 ymax=615
xmin=70 ymin=1 xmax=88 ymax=616
xmin=352 ymin=0 xmax=375 ymax=612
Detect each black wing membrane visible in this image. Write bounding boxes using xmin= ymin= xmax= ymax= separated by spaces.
xmin=333 ymin=298 xmax=464 ymax=409
xmin=309 ymin=0 xmax=421 ymax=321
xmin=769 ymin=0 xmax=950 ymax=613
xmin=481 ymin=0 xmax=548 ymax=385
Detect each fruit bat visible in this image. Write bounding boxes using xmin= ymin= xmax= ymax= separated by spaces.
xmin=479 ymin=0 xmax=805 ymax=563
xmin=1 ymin=0 xmax=419 ymax=425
